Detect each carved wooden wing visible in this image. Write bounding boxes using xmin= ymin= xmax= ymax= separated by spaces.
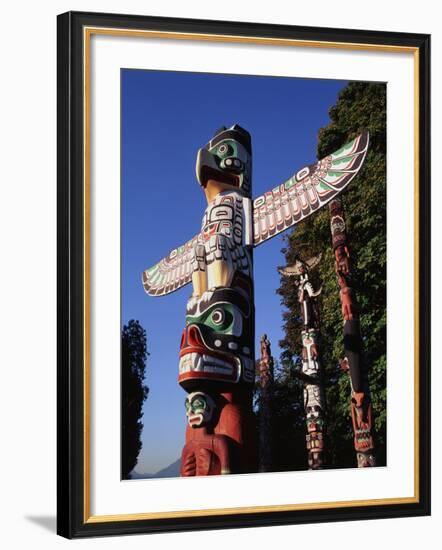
xmin=142 ymin=234 xmax=199 ymax=296
xmin=253 ymin=131 xmax=369 ymax=246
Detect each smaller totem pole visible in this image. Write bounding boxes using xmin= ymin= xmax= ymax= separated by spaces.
xmin=329 ymin=198 xmax=376 ymax=468
xmin=280 ymin=254 xmax=325 ymax=470
xmin=257 ymin=334 xmax=274 ymax=472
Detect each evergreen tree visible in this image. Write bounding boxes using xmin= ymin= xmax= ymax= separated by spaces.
xmin=277 ymin=82 xmax=387 ymax=469
xmin=269 ymin=360 xmax=307 ymax=471
xmin=121 ymin=319 xmax=149 ymax=478
xmin=254 ymin=359 xmax=307 ymax=471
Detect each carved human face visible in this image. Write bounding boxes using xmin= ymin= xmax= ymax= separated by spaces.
xmin=306 ymin=404 xmax=322 ymax=421
xmin=196 ymin=126 xmax=252 ymax=197
xmin=304 ymin=385 xmax=324 ymax=432
xmin=356 ymin=451 xmax=376 ymax=468
xmin=179 ymin=287 xmax=254 ymax=390
xmin=184 ymin=392 xmax=215 ymax=428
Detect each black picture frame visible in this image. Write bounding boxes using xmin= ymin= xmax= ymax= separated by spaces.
xmin=57 ymin=10 xmax=431 ymax=539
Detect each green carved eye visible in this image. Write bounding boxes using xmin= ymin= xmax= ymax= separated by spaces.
xmin=192 ymin=397 xmax=206 ymax=411
xmin=211 ymin=308 xmax=225 ymax=325
xmin=186 ymin=303 xmax=242 ymax=336
xmin=207 ymin=307 xmax=232 ymax=331
xmin=217 ymin=143 xmax=231 ymax=157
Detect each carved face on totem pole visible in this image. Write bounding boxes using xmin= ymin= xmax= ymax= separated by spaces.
xmin=184 ymin=392 xmax=216 ymax=428
xmin=304 ymin=391 xmax=324 ymax=429
xmin=179 ymin=285 xmax=255 ymax=389
xmin=196 ymin=124 xmax=252 ymax=197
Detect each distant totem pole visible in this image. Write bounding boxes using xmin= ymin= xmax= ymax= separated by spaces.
xmin=257 ymin=334 xmax=274 ymax=472
xmin=280 ymin=254 xmax=325 ymax=469
xmin=142 ymin=125 xmax=369 ymax=476
xmin=329 ymin=198 xmax=376 ymax=467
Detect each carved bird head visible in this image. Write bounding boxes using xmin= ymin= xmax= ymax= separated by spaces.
xmin=196 ymin=124 xmax=252 ymax=199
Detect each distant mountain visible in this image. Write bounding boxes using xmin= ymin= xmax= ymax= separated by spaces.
xmin=130 ymin=458 xmax=181 ymax=480
xmin=129 ymin=470 xmax=154 ymax=479
xmin=153 ymin=459 xmax=181 ymax=478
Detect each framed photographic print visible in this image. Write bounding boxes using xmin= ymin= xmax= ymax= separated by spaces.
xmin=57 ymin=11 xmax=431 ymax=538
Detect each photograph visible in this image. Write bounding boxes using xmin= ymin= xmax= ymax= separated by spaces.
xmin=121 ymin=70 xmax=386 ymax=480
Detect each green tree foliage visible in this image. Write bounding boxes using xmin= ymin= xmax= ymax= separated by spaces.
xmin=276 ymin=82 xmax=387 ymax=469
xmin=121 ymin=319 xmax=149 ymax=479
xmin=268 ymin=361 xmax=307 ymax=471
xmin=254 ymin=359 xmax=306 ymax=471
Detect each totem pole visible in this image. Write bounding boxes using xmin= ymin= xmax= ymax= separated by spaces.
xmin=142 ymin=125 xmax=369 ymax=476
xmin=280 ymin=254 xmax=325 ymax=469
xmin=257 ymin=334 xmax=274 ymax=472
xmin=329 ymin=197 xmax=376 ymax=467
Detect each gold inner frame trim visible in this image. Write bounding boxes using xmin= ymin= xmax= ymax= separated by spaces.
xmin=85 ymin=26 xmax=418 ymax=53
xmin=83 ymin=26 xmax=420 ymax=524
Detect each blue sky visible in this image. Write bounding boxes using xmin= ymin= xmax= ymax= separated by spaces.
xmin=121 ymin=69 xmax=347 ymax=475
